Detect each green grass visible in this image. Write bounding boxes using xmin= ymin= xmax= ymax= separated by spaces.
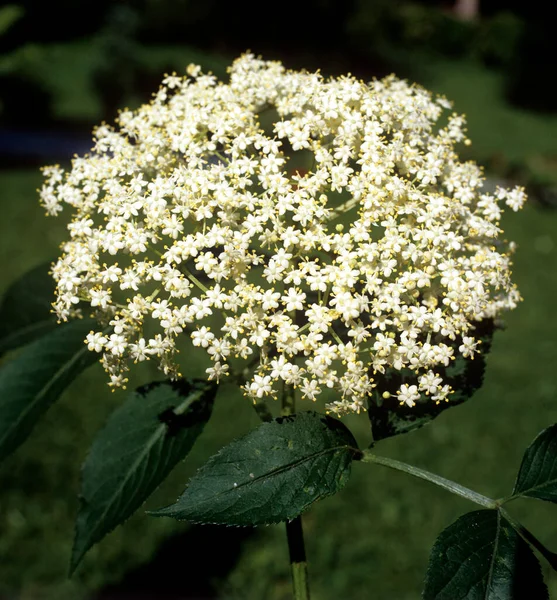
xmin=1 ymin=56 xmax=557 ymax=599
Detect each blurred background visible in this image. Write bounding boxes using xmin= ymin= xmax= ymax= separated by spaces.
xmin=1 ymin=1 xmax=557 ymax=598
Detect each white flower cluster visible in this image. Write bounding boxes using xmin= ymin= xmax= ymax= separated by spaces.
xmin=40 ymin=53 xmax=524 ymax=415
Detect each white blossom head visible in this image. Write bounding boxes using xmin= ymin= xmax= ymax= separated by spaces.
xmin=40 ymin=53 xmax=524 ymax=415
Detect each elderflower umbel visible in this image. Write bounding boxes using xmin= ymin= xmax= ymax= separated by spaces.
xmin=40 ymin=53 xmax=524 ymax=415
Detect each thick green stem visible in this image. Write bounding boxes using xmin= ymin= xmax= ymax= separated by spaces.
xmin=360 ymin=450 xmax=497 ymax=509
xmin=282 ymin=385 xmax=310 ymax=600
xmin=286 ymin=516 xmax=310 ymax=600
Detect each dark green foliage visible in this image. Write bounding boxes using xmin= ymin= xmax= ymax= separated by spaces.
xmin=150 ymin=411 xmax=359 ymax=526
xmin=0 ymin=318 xmax=97 ymax=461
xmin=0 ymin=262 xmax=57 ymax=355
xmin=368 ymin=319 xmax=495 ymax=441
xmin=71 ymin=379 xmax=217 ymax=573
xmin=513 ymin=423 xmax=557 ymax=503
xmin=423 ymin=510 xmax=548 ymax=600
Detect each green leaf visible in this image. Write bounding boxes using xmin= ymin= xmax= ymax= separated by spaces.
xmin=149 ymin=411 xmax=358 ymax=526
xmin=512 ymin=423 xmax=557 ymax=503
xmin=71 ymin=379 xmax=217 ymax=573
xmin=0 ymin=319 xmax=97 ymax=461
xmin=0 ymin=262 xmax=57 ymax=355
xmin=369 ymin=319 xmax=495 ymax=441
xmin=423 ymin=509 xmax=548 ymax=600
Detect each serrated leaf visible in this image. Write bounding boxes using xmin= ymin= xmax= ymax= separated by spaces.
xmin=423 ymin=509 xmax=548 ymax=600
xmin=512 ymin=423 xmax=557 ymax=503
xmin=369 ymin=319 xmax=495 ymax=441
xmin=0 ymin=319 xmax=97 ymax=461
xmin=150 ymin=411 xmax=359 ymax=526
xmin=0 ymin=262 xmax=57 ymax=355
xmin=71 ymin=379 xmax=217 ymax=573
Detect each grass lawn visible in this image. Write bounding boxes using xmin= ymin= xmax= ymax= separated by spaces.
xmin=1 ymin=54 xmax=557 ymax=599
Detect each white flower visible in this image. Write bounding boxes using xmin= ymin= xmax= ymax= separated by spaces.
xmin=397 ymin=384 xmax=421 ymax=408
xmin=106 ymin=334 xmax=127 ymax=356
xmin=206 ymin=361 xmax=229 ymax=382
xmin=418 ymin=372 xmax=443 ymax=395
xmin=89 ymin=288 xmax=111 ymax=309
xmin=270 ymin=355 xmax=293 ymax=380
xmin=40 ymin=53 xmax=524 ymax=414
xmin=282 ymin=288 xmax=306 ymax=312
xmin=459 ymin=336 xmax=480 ymax=358
xmin=300 ymin=379 xmax=321 ymax=401
xmin=505 ymin=187 xmax=527 ymax=211
xmin=191 ymin=326 xmax=215 ymax=348
xmin=258 ymin=289 xmax=281 ymax=311
xmin=246 ymin=374 xmax=273 ymax=399
xmin=129 ymin=338 xmax=150 ymax=362
xmin=86 ymin=331 xmax=107 ymax=353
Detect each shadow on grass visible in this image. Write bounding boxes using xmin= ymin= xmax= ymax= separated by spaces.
xmin=95 ymin=525 xmax=254 ymax=600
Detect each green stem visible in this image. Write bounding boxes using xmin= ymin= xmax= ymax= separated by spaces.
xmin=497 ymin=495 xmax=514 ymax=505
xmin=282 ymin=385 xmax=310 ymax=600
xmin=499 ymin=507 xmax=557 ymax=570
xmin=360 ymin=450 xmax=497 ymax=509
xmin=181 ymin=266 xmax=209 ymax=293
xmin=360 ymin=452 xmax=557 ymax=572
xmin=286 ymin=517 xmax=310 ymax=600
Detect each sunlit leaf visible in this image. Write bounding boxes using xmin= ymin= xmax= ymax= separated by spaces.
xmin=150 ymin=411 xmax=359 ymax=526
